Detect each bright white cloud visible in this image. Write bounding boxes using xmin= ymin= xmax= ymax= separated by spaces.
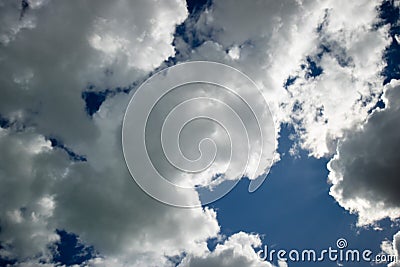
xmin=175 ymin=0 xmax=395 ymax=227
xmin=381 ymin=231 xmax=400 ymax=267
xmin=178 ymin=232 xmax=274 ymax=267
xmin=176 ymin=0 xmax=390 ymax=158
xmin=286 ymin=12 xmax=390 ymax=157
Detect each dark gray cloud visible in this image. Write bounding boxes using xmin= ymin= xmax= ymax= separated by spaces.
xmin=329 ymin=80 xmax=400 ymax=225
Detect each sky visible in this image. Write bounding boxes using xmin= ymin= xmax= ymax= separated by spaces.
xmin=0 ymin=0 xmax=400 ymax=267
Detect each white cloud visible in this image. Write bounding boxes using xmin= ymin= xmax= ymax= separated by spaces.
xmin=328 ymin=80 xmax=400 ymax=225
xmin=176 ymin=0 xmax=396 ymax=227
xmin=0 ymin=0 xmax=45 ymax=45
xmin=88 ymin=0 xmax=187 ymax=71
xmin=228 ymin=45 xmax=240 ymax=60
xmin=50 ymin=94 xmax=220 ymax=265
xmin=0 ymin=0 xmax=187 ymax=147
xmin=0 ymin=129 xmax=64 ymax=263
xmin=282 ymin=1 xmax=390 ymax=157
xmin=176 ymin=0 xmax=390 ymax=158
xmin=0 ymin=0 xmax=223 ymax=266
xmin=121 ymin=62 xmax=277 ymax=207
xmin=381 ymin=231 xmax=400 ymax=267
xmin=178 ymin=232 xmax=274 ymax=267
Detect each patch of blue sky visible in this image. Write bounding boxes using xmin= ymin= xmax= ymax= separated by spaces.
xmin=53 ymin=230 xmax=96 ymax=266
xmin=48 ymin=137 xmax=87 ymax=162
xmin=205 ymin=123 xmax=399 ymax=267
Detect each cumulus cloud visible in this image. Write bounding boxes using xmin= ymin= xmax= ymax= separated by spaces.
xmin=175 ymin=0 xmax=396 ymax=226
xmin=174 ymin=0 xmax=324 ymax=118
xmin=328 ymin=80 xmax=400 ymax=225
xmin=0 ymin=0 xmax=223 ymax=266
xmin=178 ymin=232 xmax=274 ymax=267
xmin=0 ymin=0 xmax=48 ymax=45
xmin=0 ymin=0 xmax=187 ymax=146
xmin=0 ymin=128 xmax=64 ymax=263
xmin=381 ymin=231 xmax=400 ymax=267
xmin=175 ymin=0 xmax=390 ymax=157
xmin=122 ymin=62 xmax=277 ymax=207
xmin=51 ymin=94 xmax=220 ymax=265
xmin=285 ymin=13 xmax=390 ymax=157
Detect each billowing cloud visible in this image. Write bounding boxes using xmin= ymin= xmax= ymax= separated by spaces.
xmin=52 ymin=94 xmax=220 ymax=265
xmin=0 ymin=0 xmax=187 ymax=146
xmin=381 ymin=231 xmax=400 ymax=267
xmin=175 ymin=0 xmax=390 ymax=158
xmin=178 ymin=232 xmax=274 ymax=267
xmin=0 ymin=129 xmax=62 ymax=263
xmin=328 ymin=80 xmax=400 ymax=225
xmin=0 ymin=0 xmax=223 ymax=266
xmin=175 ymin=0 xmax=395 ymax=226
xmin=0 ymin=0 xmax=49 ymax=45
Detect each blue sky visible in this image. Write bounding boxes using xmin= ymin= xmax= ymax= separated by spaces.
xmin=207 ymin=1 xmax=400 ymax=265
xmin=209 ymin=124 xmax=399 ymax=266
